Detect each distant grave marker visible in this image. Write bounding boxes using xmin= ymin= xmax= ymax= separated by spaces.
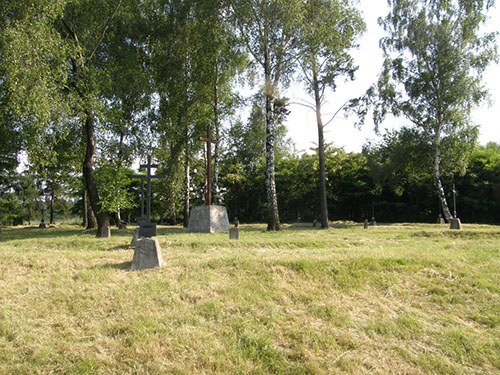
xmin=229 ymin=218 xmax=239 ymax=240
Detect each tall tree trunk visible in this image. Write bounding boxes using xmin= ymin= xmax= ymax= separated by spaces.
xmin=169 ymin=198 xmax=177 ymax=225
xmin=114 ymin=210 xmax=121 ymax=228
xmin=183 ymin=132 xmax=190 ymax=228
xmin=265 ymin=87 xmax=280 ymax=231
xmin=82 ymin=110 xmax=109 ymax=236
xmin=263 ymin=29 xmax=280 ymax=231
xmin=87 ymin=202 xmax=96 ymax=229
xmin=49 ymin=185 xmax=55 ymax=225
xmin=82 ymin=187 xmax=88 ymax=228
xmin=212 ymin=63 xmax=220 ymax=205
xmin=313 ymin=69 xmax=329 ymax=229
xmin=433 ymin=128 xmax=453 ymax=221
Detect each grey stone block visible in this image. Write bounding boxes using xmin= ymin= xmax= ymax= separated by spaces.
xmin=187 ymin=205 xmax=230 ymax=233
xmin=98 ymin=225 xmax=111 ymax=238
xmin=229 ymin=227 xmax=239 ymax=240
xmin=130 ymin=227 xmax=141 ymax=247
xmin=131 ymin=238 xmax=163 ymax=271
xmin=449 ymin=218 xmax=462 ymax=230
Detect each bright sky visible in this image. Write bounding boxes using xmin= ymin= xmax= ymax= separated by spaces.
xmin=284 ymin=0 xmax=500 ymax=153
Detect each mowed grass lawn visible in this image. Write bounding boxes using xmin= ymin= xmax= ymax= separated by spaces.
xmin=0 ymin=223 xmax=499 ymax=375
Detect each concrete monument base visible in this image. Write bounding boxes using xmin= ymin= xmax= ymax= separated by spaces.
xmin=131 ymin=238 xmax=163 ymax=270
xmin=130 ymin=227 xmax=141 ymax=247
xmin=187 ymin=205 xmax=230 ymax=233
xmin=449 ymin=218 xmax=462 ymax=230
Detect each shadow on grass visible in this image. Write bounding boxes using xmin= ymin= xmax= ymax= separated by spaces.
xmin=96 ymin=261 xmax=132 ymax=270
xmin=0 ymin=226 xmax=92 ymax=242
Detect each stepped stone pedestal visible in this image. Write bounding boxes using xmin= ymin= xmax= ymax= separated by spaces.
xmin=449 ymin=218 xmax=462 ymax=230
xmin=131 ymin=238 xmax=163 ymax=270
xmin=187 ymin=205 xmax=230 ymax=233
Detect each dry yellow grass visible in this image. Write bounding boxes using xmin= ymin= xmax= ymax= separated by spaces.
xmin=0 ymin=223 xmax=499 ymax=374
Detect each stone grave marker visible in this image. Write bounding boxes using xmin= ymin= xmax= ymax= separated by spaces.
xmin=131 ymin=238 xmax=163 ymax=270
xmin=130 ymin=155 xmax=165 ymax=270
xmin=229 ymin=218 xmax=239 ymax=240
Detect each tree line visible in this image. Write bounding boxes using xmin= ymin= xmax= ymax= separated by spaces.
xmin=0 ymin=0 xmax=497 ymax=233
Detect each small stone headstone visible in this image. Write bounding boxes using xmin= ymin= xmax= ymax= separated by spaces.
xmin=370 ymin=217 xmax=377 ymax=226
xmin=437 ymin=215 xmax=445 ymax=224
xmin=313 ymin=219 xmax=317 ymax=228
xmin=229 ymin=227 xmax=239 ymax=240
xmin=99 ymin=225 xmax=111 ymax=238
xmin=364 ymin=219 xmax=368 ymax=229
xmin=39 ymin=223 xmax=47 ymax=229
xmin=449 ymin=218 xmax=462 ymax=230
xmin=131 ymin=238 xmax=163 ymax=271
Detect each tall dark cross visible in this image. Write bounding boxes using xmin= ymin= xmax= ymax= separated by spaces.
xmin=200 ymin=124 xmax=219 ymax=205
xmin=131 ymin=156 xmax=165 ymax=237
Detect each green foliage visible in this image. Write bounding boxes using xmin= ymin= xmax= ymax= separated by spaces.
xmin=94 ymin=163 xmax=136 ymax=214
xmin=374 ymin=0 xmax=497 ymax=135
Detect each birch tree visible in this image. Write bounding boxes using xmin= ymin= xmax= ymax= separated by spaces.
xmin=373 ymin=0 xmax=497 ymax=221
xmin=228 ymin=0 xmax=303 ymax=230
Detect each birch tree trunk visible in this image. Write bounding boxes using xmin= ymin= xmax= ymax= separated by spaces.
xmin=433 ymin=128 xmax=453 ymax=221
xmin=313 ymin=67 xmax=329 ymax=229
xmin=49 ymin=186 xmax=55 ymax=225
xmin=183 ymin=133 xmax=191 ymax=228
xmin=212 ymin=64 xmax=220 ymax=205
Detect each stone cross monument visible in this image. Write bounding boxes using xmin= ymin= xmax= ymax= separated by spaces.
xmin=130 ymin=155 xmax=165 ymax=271
xmin=199 ymin=123 xmax=219 ymax=205
xmin=187 ymin=124 xmax=229 ymax=233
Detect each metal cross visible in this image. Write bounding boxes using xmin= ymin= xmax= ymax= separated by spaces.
xmin=131 ymin=155 xmax=166 ymax=223
xmin=199 ymin=123 xmax=219 ymax=206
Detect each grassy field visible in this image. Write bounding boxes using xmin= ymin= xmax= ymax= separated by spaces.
xmin=0 ymin=223 xmax=499 ymax=374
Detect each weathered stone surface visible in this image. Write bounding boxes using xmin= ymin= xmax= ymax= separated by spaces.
xmin=187 ymin=205 xmax=230 ymax=233
xmin=229 ymin=227 xmax=239 ymax=240
xmin=131 ymin=238 xmax=163 ymax=270
xmin=98 ymin=225 xmax=111 ymax=238
xmin=363 ymin=219 xmax=368 ymax=229
xmin=449 ymin=218 xmax=462 ymax=230
xmin=39 ymin=223 xmax=47 ymax=229
xmin=437 ymin=216 xmax=445 ymax=224
xmin=130 ymin=227 xmax=141 ymax=247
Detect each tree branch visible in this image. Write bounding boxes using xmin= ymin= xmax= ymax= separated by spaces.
xmin=87 ymin=0 xmax=123 ymax=62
